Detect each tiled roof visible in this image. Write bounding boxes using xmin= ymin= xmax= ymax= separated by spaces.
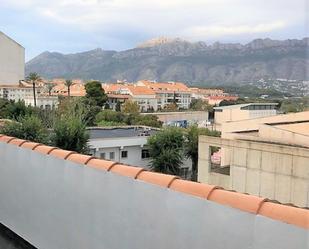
xmin=103 ymin=84 xmax=156 ymax=96
xmin=139 ymin=80 xmax=190 ymax=92
xmin=0 ymin=134 xmax=308 ymax=229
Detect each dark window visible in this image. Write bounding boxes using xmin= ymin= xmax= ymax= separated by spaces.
xmin=141 ymin=149 xmax=150 ymax=159
xmin=121 ymin=151 xmax=128 ymax=158
xmin=100 ymin=153 xmax=106 ymax=159
xmin=109 ymin=152 xmax=115 ymax=160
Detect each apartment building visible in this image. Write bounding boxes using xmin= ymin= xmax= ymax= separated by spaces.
xmin=0 ymin=31 xmax=25 ymax=85
xmin=138 ymin=80 xmax=192 ymax=110
xmin=0 ymin=84 xmax=33 ymax=102
xmin=0 ymin=81 xmax=58 ymax=109
xmin=198 ymin=111 xmax=309 ymax=207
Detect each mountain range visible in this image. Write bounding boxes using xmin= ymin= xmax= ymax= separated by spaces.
xmin=26 ymin=37 xmax=309 ymax=85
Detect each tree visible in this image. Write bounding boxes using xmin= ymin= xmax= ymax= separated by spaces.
xmin=131 ymin=114 xmax=162 ymax=128
xmin=4 ymin=100 xmax=34 ymax=120
xmin=46 ymin=83 xmax=54 ymax=96
xmin=147 ymin=127 xmax=184 ymax=175
xmin=51 ymin=99 xmax=89 ymax=153
xmin=185 ymin=125 xmax=221 ymax=181
xmin=85 ymin=81 xmax=107 ymax=107
xmin=115 ymin=101 xmax=121 ymax=112
xmin=26 ymin=72 xmax=41 ymax=107
xmin=163 ymin=102 xmax=178 ymax=111
xmin=0 ymin=115 xmax=48 ymax=143
xmin=190 ymin=99 xmax=213 ymax=111
xmin=65 ymin=79 xmax=73 ymax=97
xmin=122 ymin=100 xmax=139 ymax=113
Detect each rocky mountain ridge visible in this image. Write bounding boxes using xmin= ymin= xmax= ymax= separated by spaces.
xmin=26 ymin=37 xmax=309 ymax=85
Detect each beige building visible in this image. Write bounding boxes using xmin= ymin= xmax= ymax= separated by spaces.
xmin=198 ymin=111 xmax=309 ymax=207
xmin=0 ymin=31 xmax=25 ymax=84
xmin=213 ymin=103 xmax=278 ymax=130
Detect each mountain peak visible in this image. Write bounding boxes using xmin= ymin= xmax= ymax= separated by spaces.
xmin=136 ymin=37 xmax=187 ymax=48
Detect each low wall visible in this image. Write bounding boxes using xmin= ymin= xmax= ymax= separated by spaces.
xmin=0 ymin=138 xmax=308 ymax=249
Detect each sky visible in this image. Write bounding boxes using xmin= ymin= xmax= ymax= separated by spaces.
xmin=0 ymin=0 xmax=308 ymax=61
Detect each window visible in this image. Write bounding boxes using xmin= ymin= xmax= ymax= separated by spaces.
xmin=141 ymin=149 xmax=150 ymax=159
xmin=121 ymin=151 xmax=128 ymax=158
xmin=109 ymin=152 xmax=115 ymax=160
xmin=100 ymin=153 xmax=106 ymax=159
xmin=209 ymin=146 xmax=230 ymax=175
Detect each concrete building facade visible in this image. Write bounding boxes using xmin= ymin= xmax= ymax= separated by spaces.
xmin=0 ymin=32 xmax=25 ymax=84
xmin=198 ymin=111 xmax=309 ymax=207
xmin=213 ymin=103 xmax=278 ymax=130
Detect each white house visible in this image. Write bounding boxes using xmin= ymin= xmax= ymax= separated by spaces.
xmin=88 ymin=126 xmax=192 ymax=179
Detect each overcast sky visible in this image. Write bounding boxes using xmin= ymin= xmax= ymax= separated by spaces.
xmin=0 ymin=0 xmax=308 ymax=61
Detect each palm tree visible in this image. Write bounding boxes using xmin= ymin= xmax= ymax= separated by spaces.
xmin=26 ymin=72 xmax=41 ymax=107
xmin=46 ymin=83 xmax=54 ymax=96
xmin=65 ymin=79 xmax=73 ymax=97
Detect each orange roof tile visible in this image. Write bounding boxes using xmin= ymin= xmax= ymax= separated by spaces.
xmin=208 ymin=189 xmax=266 ymax=214
xmin=259 ymin=202 xmax=309 ymax=229
xmin=140 ymin=80 xmax=190 ymax=92
xmin=110 ymin=164 xmax=145 ymax=178
xmin=86 ymin=158 xmax=117 ymax=171
xmin=170 ymin=179 xmax=218 ymax=199
xmin=66 ymin=154 xmax=94 ymax=165
xmin=137 ymin=171 xmax=179 ymax=187
xmin=20 ymin=142 xmax=42 ymax=150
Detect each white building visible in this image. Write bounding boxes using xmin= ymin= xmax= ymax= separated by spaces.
xmin=88 ymin=126 xmax=192 ymax=179
xmin=0 ymin=81 xmax=58 ymax=109
xmin=88 ymin=127 xmax=159 ymax=169
xmin=24 ymin=95 xmax=59 ymax=110
xmin=0 ymin=31 xmax=25 ymax=84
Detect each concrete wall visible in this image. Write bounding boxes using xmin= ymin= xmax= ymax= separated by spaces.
xmin=0 ymin=142 xmax=307 ymax=249
xmin=198 ymin=136 xmax=309 ymax=207
xmin=0 ymin=32 xmax=25 ymax=84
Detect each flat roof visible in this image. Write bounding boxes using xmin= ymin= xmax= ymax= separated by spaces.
xmin=214 ymin=103 xmax=278 ymax=110
xmin=88 ymin=126 xmax=159 ymax=139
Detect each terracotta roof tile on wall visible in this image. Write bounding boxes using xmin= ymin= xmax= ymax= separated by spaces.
xmin=7 ymin=138 xmax=27 ymax=147
xmin=0 ymin=136 xmax=308 ymax=230
xmin=170 ymin=179 xmax=218 ymax=199
xmin=34 ymin=145 xmax=57 ymax=155
xmin=66 ymin=154 xmax=94 ymax=165
xmin=49 ymin=149 xmax=75 ymax=159
xmin=110 ymin=164 xmax=145 ymax=178
xmin=208 ymin=189 xmax=266 ymax=214
xmin=0 ymin=135 xmax=15 ymax=143
xmin=259 ymin=202 xmax=309 ymax=229
xmin=86 ymin=158 xmax=117 ymax=171
xmin=20 ymin=142 xmax=42 ymax=150
xmin=137 ymin=171 xmax=179 ymax=187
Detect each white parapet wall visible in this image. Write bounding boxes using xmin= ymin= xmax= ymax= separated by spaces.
xmin=0 ymin=140 xmax=308 ymax=249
